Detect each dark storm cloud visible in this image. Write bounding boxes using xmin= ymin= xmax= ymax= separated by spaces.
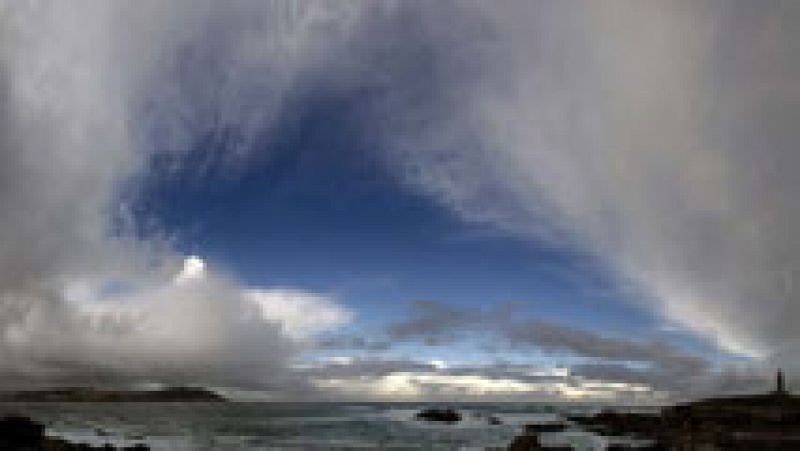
xmin=388 ymin=301 xmax=707 ymax=369
xmin=504 ymin=321 xmax=709 ymax=372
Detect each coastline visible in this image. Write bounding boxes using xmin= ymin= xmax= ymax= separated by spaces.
xmin=507 ymin=384 xmax=800 ymax=450
xmin=0 ymin=415 xmax=149 ymax=450
xmin=6 ymin=392 xmax=800 ymax=449
xmin=0 ymin=387 xmax=225 ymax=403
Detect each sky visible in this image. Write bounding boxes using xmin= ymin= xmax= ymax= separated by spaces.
xmin=0 ymin=0 xmax=798 ymax=402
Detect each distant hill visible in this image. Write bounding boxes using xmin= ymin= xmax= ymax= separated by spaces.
xmin=0 ymin=386 xmax=225 ymax=402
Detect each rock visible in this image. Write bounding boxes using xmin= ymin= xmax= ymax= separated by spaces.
xmin=122 ymin=446 xmax=149 ymax=451
xmin=606 ymin=444 xmax=667 ymax=451
xmin=511 ymin=383 xmax=800 ymax=449
xmin=508 ymin=434 xmax=540 ymax=450
xmin=568 ymin=410 xmax=662 ymax=438
xmin=415 ymin=408 xmax=461 ymax=423
xmin=0 ymin=415 xmax=45 ymax=447
xmin=0 ymin=415 xmax=150 ymax=450
xmin=507 ymin=433 xmax=570 ymax=450
xmin=0 ymin=416 xmax=44 ymax=444
xmin=488 ymin=415 xmax=503 ymax=425
xmin=524 ymin=422 xmax=567 ymax=434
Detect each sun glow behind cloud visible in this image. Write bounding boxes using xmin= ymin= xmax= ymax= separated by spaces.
xmin=66 ymin=256 xmax=351 ymax=343
xmin=311 ymin=363 xmax=664 ymax=402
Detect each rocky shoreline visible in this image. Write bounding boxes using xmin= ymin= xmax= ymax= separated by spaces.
xmin=414 ymin=378 xmax=800 ymax=449
xmin=0 ymin=415 xmax=149 ymax=450
xmin=508 ymin=390 xmax=800 ymax=450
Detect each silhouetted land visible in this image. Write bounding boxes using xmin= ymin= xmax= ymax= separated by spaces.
xmin=0 ymin=386 xmax=224 ymax=403
xmin=509 ymin=372 xmax=800 ymax=449
xmin=415 ymin=407 xmax=462 ymax=423
xmin=0 ymin=415 xmax=149 ymax=450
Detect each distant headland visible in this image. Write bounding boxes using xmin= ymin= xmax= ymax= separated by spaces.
xmin=0 ymin=386 xmax=225 ymax=402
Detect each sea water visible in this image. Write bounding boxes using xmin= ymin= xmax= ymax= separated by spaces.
xmin=0 ymin=402 xmax=657 ymax=450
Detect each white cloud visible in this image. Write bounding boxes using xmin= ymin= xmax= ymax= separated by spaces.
xmin=309 ymin=359 xmax=664 ymax=402
xmin=367 ymin=2 xmax=800 ymax=365
xmin=0 ymin=256 xmax=352 ymax=389
xmin=4 ymin=0 xmax=797 ymax=395
xmin=0 ymin=1 xmax=362 ymax=389
xmin=244 ymin=288 xmax=352 ymax=340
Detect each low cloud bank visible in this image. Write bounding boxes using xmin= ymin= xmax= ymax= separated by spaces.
xmin=0 ymin=254 xmax=350 ymax=391
xmin=302 ymin=357 xmax=664 ymax=402
xmin=320 ymin=301 xmax=774 ymax=400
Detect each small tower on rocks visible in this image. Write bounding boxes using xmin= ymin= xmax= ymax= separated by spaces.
xmin=775 ymin=369 xmax=788 ymax=395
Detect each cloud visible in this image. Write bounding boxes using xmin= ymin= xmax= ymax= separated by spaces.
xmin=389 ymin=301 xmax=703 ymax=366
xmin=243 ymin=288 xmax=352 ymax=340
xmin=4 ymin=0 xmax=798 ymax=397
xmin=0 ymin=1 xmax=362 ymax=390
xmin=315 ymin=334 xmax=391 ymax=352
xmin=379 ymin=300 xmax=784 ymax=398
xmin=301 ymin=351 xmax=767 ymax=402
xmin=355 ymin=1 xmax=800 ymax=366
xmin=0 ymin=0 xmax=505 ymax=392
xmin=504 ymin=321 xmax=709 ymax=374
xmin=388 ymin=300 xmax=491 ymax=342
xmin=303 ymin=357 xmax=663 ymax=402
xmin=0 ymin=255 xmax=350 ymax=391
xmin=381 ymin=300 xmax=722 ymax=396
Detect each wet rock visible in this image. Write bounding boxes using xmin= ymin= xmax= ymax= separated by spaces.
xmin=560 ymin=392 xmax=800 ymax=449
xmin=0 ymin=415 xmax=150 ymax=450
xmin=0 ymin=415 xmax=44 ymax=447
xmin=488 ymin=415 xmax=503 ymax=425
xmin=568 ymin=410 xmax=662 ymax=438
xmin=507 ymin=433 xmax=570 ymax=450
xmin=415 ymin=408 xmax=461 ymax=423
xmin=524 ymin=422 xmax=567 ymax=434
xmin=122 ymin=446 xmax=149 ymax=451
xmin=508 ymin=433 xmax=540 ymax=450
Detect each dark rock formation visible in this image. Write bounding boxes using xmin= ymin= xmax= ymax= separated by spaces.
xmin=567 ymin=410 xmax=662 ymax=438
xmin=510 ymin=375 xmax=800 ymax=450
xmin=523 ymin=422 xmax=567 ymax=434
xmin=415 ymin=408 xmax=461 ymax=423
xmin=561 ymin=391 xmax=800 ymax=449
xmin=507 ymin=432 xmax=570 ymax=450
xmin=0 ymin=415 xmax=43 ymax=448
xmin=605 ymin=445 xmax=665 ymax=451
xmin=508 ymin=433 xmax=540 ymax=450
xmin=0 ymin=415 xmax=149 ymax=450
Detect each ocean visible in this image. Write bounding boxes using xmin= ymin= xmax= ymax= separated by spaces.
xmin=0 ymin=402 xmax=656 ymax=450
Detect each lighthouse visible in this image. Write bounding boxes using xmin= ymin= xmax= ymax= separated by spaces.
xmin=775 ymin=369 xmax=787 ymax=395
